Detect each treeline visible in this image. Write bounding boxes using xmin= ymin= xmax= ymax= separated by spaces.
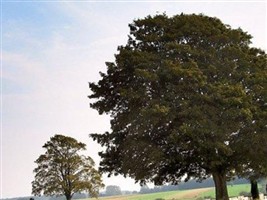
xmin=0 ymin=193 xmax=88 ymax=200
xmin=139 ymin=178 xmax=249 ymax=194
xmin=100 ymin=177 xmax=249 ymax=196
xmin=1 ymin=178 xmax=249 ymax=200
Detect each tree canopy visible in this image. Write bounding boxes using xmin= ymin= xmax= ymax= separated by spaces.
xmin=89 ymin=14 xmax=267 ymax=200
xmin=32 ymin=134 xmax=104 ymax=200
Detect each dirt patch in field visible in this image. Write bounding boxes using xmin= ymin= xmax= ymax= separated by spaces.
xmin=167 ymin=188 xmax=213 ymax=199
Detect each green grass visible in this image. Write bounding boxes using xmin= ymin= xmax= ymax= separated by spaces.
xmin=200 ymin=184 xmax=250 ymax=198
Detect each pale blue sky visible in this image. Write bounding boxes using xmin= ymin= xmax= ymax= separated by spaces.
xmin=1 ymin=1 xmax=266 ymax=198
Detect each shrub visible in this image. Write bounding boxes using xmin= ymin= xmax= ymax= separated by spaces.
xmin=239 ymin=191 xmax=251 ymax=197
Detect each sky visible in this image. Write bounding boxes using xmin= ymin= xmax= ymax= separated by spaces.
xmin=1 ymin=0 xmax=266 ymax=198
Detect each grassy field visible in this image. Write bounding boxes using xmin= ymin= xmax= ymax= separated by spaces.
xmin=199 ymin=184 xmax=250 ymax=199
xmin=88 ymin=184 xmax=250 ymax=200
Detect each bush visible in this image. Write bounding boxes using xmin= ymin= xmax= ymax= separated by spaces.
xmin=203 ymin=195 xmax=213 ymax=200
xmin=239 ymin=191 xmax=251 ymax=197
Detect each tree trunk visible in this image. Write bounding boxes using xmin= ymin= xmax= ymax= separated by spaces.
xmin=250 ymin=179 xmax=259 ymax=200
xmin=212 ymin=172 xmax=229 ymax=200
xmin=65 ymin=193 xmax=72 ymax=200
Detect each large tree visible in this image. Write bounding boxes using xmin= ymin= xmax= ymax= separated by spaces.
xmin=89 ymin=14 xmax=267 ymax=200
xmin=32 ymin=134 xmax=104 ymax=200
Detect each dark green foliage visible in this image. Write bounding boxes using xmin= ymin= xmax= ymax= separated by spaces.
xmin=32 ymin=134 xmax=104 ymax=200
xmin=89 ymin=13 xmax=267 ymax=200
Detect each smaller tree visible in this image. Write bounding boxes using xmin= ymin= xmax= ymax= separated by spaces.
xmin=105 ymin=185 xmax=122 ymax=196
xmin=139 ymin=185 xmax=151 ymax=194
xmin=259 ymin=178 xmax=267 ymax=194
xmin=32 ymin=134 xmax=104 ymax=200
